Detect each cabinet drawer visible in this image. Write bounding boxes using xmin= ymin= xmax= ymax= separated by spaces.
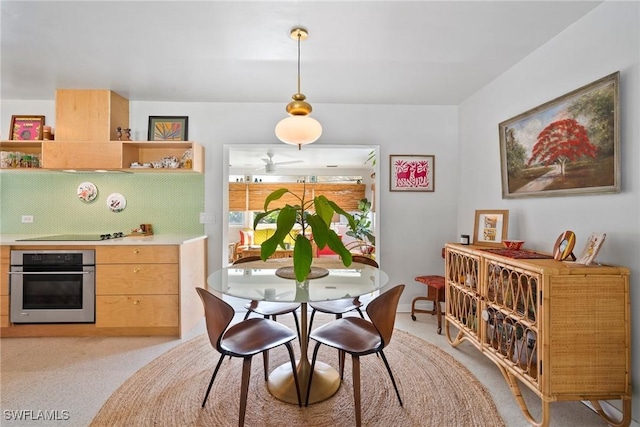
xmin=96 ymin=264 xmax=178 ymax=295
xmin=1 ymin=246 xmax=8 ymax=296
xmin=0 ymin=295 xmax=8 ymax=317
xmin=96 ymin=295 xmax=178 ymax=327
xmin=96 ymin=246 xmax=179 ymax=264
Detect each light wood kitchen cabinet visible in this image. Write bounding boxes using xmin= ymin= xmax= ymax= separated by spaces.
xmin=1 ymin=89 xmax=204 ymax=172
xmin=0 ymin=246 xmax=9 ymax=327
xmin=95 ymin=245 xmax=179 ymax=330
xmin=444 ymin=243 xmax=631 ymax=427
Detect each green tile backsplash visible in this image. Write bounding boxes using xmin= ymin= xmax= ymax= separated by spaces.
xmin=0 ymin=171 xmax=204 ymax=235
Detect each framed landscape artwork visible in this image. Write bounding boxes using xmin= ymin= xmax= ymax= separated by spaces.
xmin=9 ymin=115 xmax=45 ymax=140
xmin=473 ymin=209 xmax=509 ymax=247
xmin=148 ymin=116 xmax=189 ymax=141
xmin=499 ymin=72 xmax=619 ymax=199
xmin=389 ymin=154 xmax=435 ymax=192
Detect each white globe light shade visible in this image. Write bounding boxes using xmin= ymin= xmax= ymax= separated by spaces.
xmin=275 ymin=115 xmax=323 ymax=146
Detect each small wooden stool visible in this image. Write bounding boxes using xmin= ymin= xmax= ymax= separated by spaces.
xmin=411 ymin=275 xmax=446 ymax=334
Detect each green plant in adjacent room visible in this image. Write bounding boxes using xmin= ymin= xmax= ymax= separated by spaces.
xmin=345 ymin=198 xmax=375 ymax=246
xmin=254 ymin=184 xmax=357 ymax=282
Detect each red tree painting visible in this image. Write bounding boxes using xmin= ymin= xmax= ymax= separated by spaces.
xmin=527 ymin=118 xmax=597 ymax=176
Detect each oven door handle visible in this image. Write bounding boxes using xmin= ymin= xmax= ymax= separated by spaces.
xmin=8 ymin=271 xmax=92 ymax=275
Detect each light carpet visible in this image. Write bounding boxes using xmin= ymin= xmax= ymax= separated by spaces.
xmin=90 ymin=322 xmax=505 ymax=427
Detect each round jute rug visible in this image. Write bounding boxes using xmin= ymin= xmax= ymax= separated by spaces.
xmin=91 ymin=319 xmax=504 ymax=427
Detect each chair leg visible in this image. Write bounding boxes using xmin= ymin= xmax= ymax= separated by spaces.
xmin=339 ymin=350 xmax=346 ymax=380
xmin=305 ymin=341 xmax=322 ymax=406
xmin=436 ymin=300 xmax=442 ymax=335
xmin=352 ymin=354 xmax=362 ymax=427
xmin=202 ymin=353 xmax=226 ymax=407
xmin=284 ymin=342 xmax=302 ymax=407
xmin=379 ymin=350 xmax=403 ymax=406
xmin=238 ymin=356 xmax=252 ymax=427
xmin=291 ymin=310 xmax=301 ymax=342
xmin=262 ymin=349 xmax=269 ymax=381
xmin=307 ymin=309 xmax=317 ymax=338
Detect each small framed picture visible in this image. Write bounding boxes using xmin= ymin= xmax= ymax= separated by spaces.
xmin=390 ymin=154 xmax=435 ymax=192
xmin=473 ymin=210 xmax=509 ymax=247
xmin=9 ymin=115 xmax=45 ymax=140
xmin=147 ymin=116 xmax=189 ymax=141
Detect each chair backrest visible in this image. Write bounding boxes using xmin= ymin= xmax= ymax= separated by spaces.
xmin=233 ymin=256 xmax=263 ymax=264
xmin=196 ymin=287 xmax=235 ymax=351
xmin=366 ymin=284 xmax=405 ymax=349
xmin=352 ymin=255 xmax=379 ymax=268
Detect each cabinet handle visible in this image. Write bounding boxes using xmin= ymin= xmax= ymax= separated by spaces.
xmin=133 ymin=299 xmax=141 ymax=305
xmin=133 ymin=267 xmax=142 ymax=273
xmin=133 ymin=248 xmax=141 ymax=254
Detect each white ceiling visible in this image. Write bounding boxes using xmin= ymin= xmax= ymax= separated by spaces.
xmin=1 ymin=1 xmax=602 ymax=169
xmin=1 ymin=1 xmax=601 ymax=105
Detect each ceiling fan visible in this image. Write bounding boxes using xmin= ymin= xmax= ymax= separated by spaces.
xmin=257 ymin=151 xmax=304 ymax=173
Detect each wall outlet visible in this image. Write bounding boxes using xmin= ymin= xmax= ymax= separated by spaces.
xmin=199 ymin=213 xmax=215 ymax=224
xmin=22 ymin=215 xmax=34 ymax=223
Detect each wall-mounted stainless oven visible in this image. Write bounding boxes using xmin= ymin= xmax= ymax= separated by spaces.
xmin=9 ymin=250 xmax=95 ymax=323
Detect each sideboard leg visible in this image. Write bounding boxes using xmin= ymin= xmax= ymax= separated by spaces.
xmin=497 ymin=363 xmax=550 ymax=427
xmin=444 ymin=318 xmax=465 ymax=347
xmin=589 ymin=399 xmax=631 ymax=427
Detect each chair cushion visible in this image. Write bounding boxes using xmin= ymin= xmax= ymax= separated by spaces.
xmin=239 ymin=229 xmax=254 ymax=246
xmin=415 ymin=275 xmax=445 ymax=289
xmin=310 ymin=299 xmax=361 ymax=315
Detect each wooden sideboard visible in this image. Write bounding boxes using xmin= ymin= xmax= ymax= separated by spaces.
xmin=444 ymin=243 xmax=631 ymax=427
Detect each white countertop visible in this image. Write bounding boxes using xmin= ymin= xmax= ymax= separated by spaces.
xmin=0 ymin=234 xmax=207 ymax=246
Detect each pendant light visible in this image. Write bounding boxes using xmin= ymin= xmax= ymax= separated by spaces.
xmin=275 ymin=27 xmax=322 ymax=149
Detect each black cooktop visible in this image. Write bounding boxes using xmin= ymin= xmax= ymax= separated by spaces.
xmin=17 ymin=233 xmax=124 ymax=241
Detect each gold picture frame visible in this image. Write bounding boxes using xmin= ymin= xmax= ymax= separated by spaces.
xmin=473 ymin=210 xmax=509 ymax=247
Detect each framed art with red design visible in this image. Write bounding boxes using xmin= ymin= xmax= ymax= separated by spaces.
xmin=9 ymin=115 xmax=45 ymax=140
xmin=389 ymin=154 xmax=434 ymax=192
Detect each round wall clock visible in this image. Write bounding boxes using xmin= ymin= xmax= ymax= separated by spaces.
xmin=553 ymin=230 xmax=576 ymax=261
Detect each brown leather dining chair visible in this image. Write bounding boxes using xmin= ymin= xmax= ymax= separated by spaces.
xmin=233 ymin=256 xmax=301 ymax=340
xmin=306 ymin=255 xmax=378 ymax=334
xmin=195 ymin=287 xmax=301 ymax=427
xmin=306 ymin=284 xmax=405 ymax=427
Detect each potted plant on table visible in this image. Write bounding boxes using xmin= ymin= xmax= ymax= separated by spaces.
xmin=254 ymin=185 xmax=357 ymax=282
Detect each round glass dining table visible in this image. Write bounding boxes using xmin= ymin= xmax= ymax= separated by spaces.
xmin=207 ymin=258 xmax=389 ymax=405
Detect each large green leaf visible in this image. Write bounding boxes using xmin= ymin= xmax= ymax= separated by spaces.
xmin=327 ymin=199 xmax=357 ymax=231
xmin=293 ymin=235 xmax=313 ymax=282
xmin=263 ymin=188 xmax=290 ymax=211
xmin=307 ymin=215 xmax=329 ymax=249
xmin=326 ymin=229 xmax=352 ymax=266
xmin=313 ymin=195 xmax=333 ymax=225
xmin=260 ymin=206 xmax=296 ymax=260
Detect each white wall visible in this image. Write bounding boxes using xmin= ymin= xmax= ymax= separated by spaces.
xmin=458 ymin=1 xmax=640 ymax=422
xmin=127 ymin=102 xmax=460 ymax=310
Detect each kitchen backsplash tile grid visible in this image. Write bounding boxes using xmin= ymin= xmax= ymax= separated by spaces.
xmin=0 ymin=172 xmax=204 ymax=234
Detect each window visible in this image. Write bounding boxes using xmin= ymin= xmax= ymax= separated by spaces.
xmin=228 ymin=211 xmax=244 ymax=225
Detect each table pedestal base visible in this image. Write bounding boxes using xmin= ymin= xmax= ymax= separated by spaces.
xmin=268 ymin=360 xmax=340 ymax=405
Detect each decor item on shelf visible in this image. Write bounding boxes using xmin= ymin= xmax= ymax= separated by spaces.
xmin=553 ymin=230 xmax=576 ymax=261
xmin=254 ymin=183 xmax=357 ymax=282
xmin=390 ymin=154 xmax=435 ymax=192
xmin=274 ymin=27 xmax=322 ymax=150
xmin=148 ymin=116 xmax=189 ymax=141
xmin=129 ymin=223 xmax=153 ymax=237
xmin=472 ymin=209 xmax=509 ymax=247
xmin=502 ymin=240 xmax=524 ymax=250
xmin=9 ymin=115 xmax=45 ymax=140
xmin=575 ymin=232 xmax=606 ymax=265
xmin=499 ymin=71 xmax=619 ymax=199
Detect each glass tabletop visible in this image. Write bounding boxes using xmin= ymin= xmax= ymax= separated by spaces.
xmin=207 ymin=258 xmax=388 ymax=303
